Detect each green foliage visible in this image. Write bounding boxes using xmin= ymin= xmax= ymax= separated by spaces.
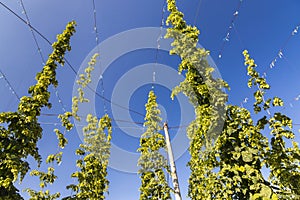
xmin=65 ymin=53 xmax=113 ymax=200
xmin=138 ymin=90 xmax=171 ymax=200
xmin=0 ymin=21 xmax=76 ymax=199
xmin=54 ymin=129 xmax=68 ymax=149
xmin=212 ymin=104 xmax=273 ymax=199
xmin=23 ymin=189 xmax=60 ymax=200
xmin=0 ymin=2 xmax=299 ymax=199
xmin=165 ymin=0 xmax=228 ymax=199
xmin=23 ymin=21 xmax=77 ymax=200
xmin=67 ymin=114 xmax=112 ymax=200
xmin=72 ymin=53 xmax=99 ymax=121
xmin=240 ymin=50 xmax=300 ymax=199
xmin=166 ymin=0 xmax=300 ymax=199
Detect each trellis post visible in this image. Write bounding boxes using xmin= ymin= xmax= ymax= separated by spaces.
xmin=163 ymin=122 xmax=182 ymax=200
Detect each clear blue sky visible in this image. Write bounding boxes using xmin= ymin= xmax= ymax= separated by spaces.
xmin=1 ymin=0 xmax=300 ymax=199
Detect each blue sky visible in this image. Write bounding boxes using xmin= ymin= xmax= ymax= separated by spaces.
xmin=1 ymin=0 xmax=300 ymax=199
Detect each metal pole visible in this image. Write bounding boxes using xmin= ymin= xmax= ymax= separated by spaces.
xmin=163 ymin=122 xmax=182 ymax=200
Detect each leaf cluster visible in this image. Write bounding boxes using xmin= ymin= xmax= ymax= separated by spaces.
xmin=0 ymin=21 xmax=76 ymax=199
xmin=137 ymin=91 xmax=171 ymax=200
xmin=165 ymin=1 xmax=300 ymax=199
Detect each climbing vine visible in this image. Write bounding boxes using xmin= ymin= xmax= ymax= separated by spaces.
xmin=165 ymin=0 xmax=300 ymax=199
xmin=64 ymin=53 xmax=113 ymax=200
xmin=0 ymin=21 xmax=76 ymax=199
xmin=66 ymin=114 xmax=112 ymax=200
xmin=0 ymin=1 xmax=299 ymax=199
xmin=138 ymin=90 xmax=171 ymax=200
xmin=165 ymin=0 xmax=228 ymax=199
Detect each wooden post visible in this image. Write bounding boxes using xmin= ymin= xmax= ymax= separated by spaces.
xmin=163 ymin=122 xmax=182 ymax=200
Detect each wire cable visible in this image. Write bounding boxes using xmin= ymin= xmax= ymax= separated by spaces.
xmin=91 ymin=0 xmax=107 ymax=114
xmin=0 ymin=1 xmax=146 ymax=118
xmin=217 ymin=0 xmax=243 ymax=59
xmin=193 ymin=0 xmax=203 ymax=26
xmin=152 ymin=1 xmax=167 ymax=90
xmin=18 ymin=0 xmax=67 ymax=112
xmin=18 ymin=0 xmax=45 ymax=64
xmin=232 ymin=21 xmax=300 ymax=112
xmin=268 ymin=24 xmax=300 ymax=69
xmin=0 ymin=69 xmax=20 ymax=100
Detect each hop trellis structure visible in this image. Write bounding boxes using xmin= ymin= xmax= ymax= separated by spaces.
xmin=0 ymin=0 xmax=300 ymax=199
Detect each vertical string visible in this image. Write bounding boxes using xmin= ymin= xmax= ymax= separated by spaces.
xmin=221 ymin=12 xmax=300 ymax=115
xmin=228 ymin=15 xmax=300 ymax=112
xmin=260 ymin=23 xmax=300 ymax=110
xmin=214 ymin=2 xmax=299 ymax=113
xmin=240 ymin=97 xmax=248 ymax=108
xmin=0 ymin=69 xmax=20 ymax=100
xmin=18 ymin=0 xmax=67 ymax=112
xmin=15 ymin=3 xmax=70 ymax=195
xmin=193 ymin=0 xmax=203 ymax=26
xmin=269 ymin=24 xmax=299 ymax=69
xmin=92 ymin=0 xmax=107 ymax=114
xmin=152 ymin=1 xmax=167 ymax=90
xmin=217 ymin=0 xmax=243 ymax=59
xmin=0 ymin=0 xmax=146 ymax=121
xmin=18 ymin=0 xmax=45 ymax=65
